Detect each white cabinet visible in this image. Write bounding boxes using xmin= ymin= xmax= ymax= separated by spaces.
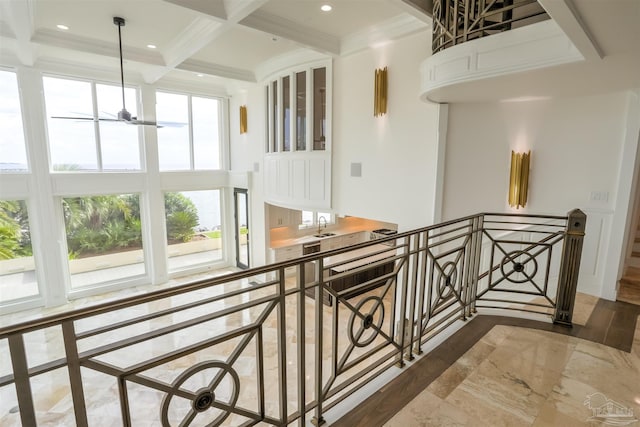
xmin=341 ymin=232 xmax=364 ymax=247
xmin=268 ymin=204 xmax=302 ymax=229
xmin=321 ymin=236 xmax=342 ymax=251
xmin=273 ymin=245 xmax=302 ymax=262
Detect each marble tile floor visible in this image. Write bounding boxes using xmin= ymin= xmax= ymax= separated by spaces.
xmin=383 ymin=323 xmax=640 ymax=427
xmin=336 ymin=297 xmax=640 ymax=427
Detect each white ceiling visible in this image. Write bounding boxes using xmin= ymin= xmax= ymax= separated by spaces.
xmin=0 ymin=0 xmax=638 ymax=100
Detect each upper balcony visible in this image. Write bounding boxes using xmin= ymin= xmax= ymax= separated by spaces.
xmin=421 ymin=0 xmax=640 ymax=103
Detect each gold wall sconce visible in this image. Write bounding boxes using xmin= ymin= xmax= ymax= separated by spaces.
xmin=374 ymin=67 xmax=387 ymax=117
xmin=239 ymin=105 xmax=247 ymax=134
xmin=509 ymin=150 xmax=530 ymax=209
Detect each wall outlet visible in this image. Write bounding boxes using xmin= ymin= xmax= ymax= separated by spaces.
xmin=590 ymin=191 xmax=609 ymax=202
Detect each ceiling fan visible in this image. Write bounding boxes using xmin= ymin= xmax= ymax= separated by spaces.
xmin=52 ymin=17 xmax=159 ymax=127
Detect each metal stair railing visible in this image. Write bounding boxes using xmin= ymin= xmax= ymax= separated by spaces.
xmin=432 ymin=0 xmax=550 ymax=53
xmin=0 ymin=209 xmax=585 ymax=426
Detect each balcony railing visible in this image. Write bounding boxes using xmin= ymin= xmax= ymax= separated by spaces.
xmin=0 ymin=210 xmax=585 ymax=426
xmin=432 ymin=0 xmax=549 ymax=53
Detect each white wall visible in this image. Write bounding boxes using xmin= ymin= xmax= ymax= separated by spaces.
xmin=229 ymin=88 xmax=267 ymax=267
xmin=441 ymin=91 xmax=633 ymax=297
xmin=332 ymin=32 xmax=442 ymax=231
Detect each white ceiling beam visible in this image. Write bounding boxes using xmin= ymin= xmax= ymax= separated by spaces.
xmin=0 ymin=0 xmax=37 ymax=65
xmin=177 ymin=59 xmax=256 ymax=82
xmin=163 ymin=0 xmax=228 ymax=20
xmin=31 ymin=29 xmax=165 ymax=65
xmin=388 ymin=0 xmax=433 ymax=23
xmin=538 ymin=0 xmax=603 ymax=60
xmin=240 ymin=10 xmax=340 ymax=56
xmin=146 ymin=1 xmax=269 ymax=83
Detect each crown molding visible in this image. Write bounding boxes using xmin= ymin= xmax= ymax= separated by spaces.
xmin=341 ymin=14 xmax=429 ymax=56
xmin=177 ymin=59 xmax=256 ymax=82
xmin=32 ymin=29 xmax=165 ymax=66
xmin=254 ymin=49 xmax=329 ymax=82
xmin=240 ymin=10 xmax=340 ymax=56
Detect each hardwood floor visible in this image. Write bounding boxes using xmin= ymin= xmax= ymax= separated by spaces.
xmin=618 ymin=266 xmax=640 ymax=305
xmin=334 ymin=299 xmax=640 ymax=427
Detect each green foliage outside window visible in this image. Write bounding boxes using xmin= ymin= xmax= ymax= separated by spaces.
xmin=164 ymin=192 xmax=199 ymax=243
xmin=0 ymin=200 xmax=32 ymax=260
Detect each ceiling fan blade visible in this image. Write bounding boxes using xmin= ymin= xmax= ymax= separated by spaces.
xmin=126 ymin=119 xmax=158 ymax=126
xmin=51 ymin=116 xmax=94 ymax=120
xmin=52 ymin=116 xmax=124 ymax=123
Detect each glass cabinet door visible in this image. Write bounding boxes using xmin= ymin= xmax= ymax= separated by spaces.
xmin=313 ymin=68 xmax=326 ymax=151
xmin=296 ymin=71 xmax=306 ymax=151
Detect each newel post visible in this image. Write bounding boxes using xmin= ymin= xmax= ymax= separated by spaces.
xmin=553 ymin=209 xmax=587 ymax=326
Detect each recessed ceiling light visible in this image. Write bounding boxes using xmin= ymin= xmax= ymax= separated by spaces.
xmin=196 ymin=73 xmax=204 ymax=77
xmin=56 ymin=24 xmax=69 ymax=30
xmin=146 ymin=44 xmax=157 ymax=49
xmin=321 ymin=4 xmax=332 ymax=12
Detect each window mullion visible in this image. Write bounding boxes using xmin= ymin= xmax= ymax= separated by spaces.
xmin=188 ymin=95 xmax=195 ymax=170
xmin=91 ymin=82 xmax=103 ymax=171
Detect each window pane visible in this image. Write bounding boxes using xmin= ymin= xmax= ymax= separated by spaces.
xmin=192 ymin=96 xmax=220 ymax=170
xmin=0 ymin=71 xmax=28 ymax=172
xmin=313 ymin=68 xmax=326 ymax=151
xmin=63 ymin=194 xmax=145 ymax=289
xmin=157 ymin=92 xmax=190 ymax=170
xmin=0 ymin=200 xmax=38 ymax=302
xmin=272 ymin=81 xmax=277 ymax=152
xmin=265 ymin=86 xmax=270 ymax=152
xmin=44 ymin=77 xmax=98 ymax=171
xmin=301 ymin=210 xmax=313 ymax=226
xmin=296 ymin=71 xmax=306 ymax=151
xmin=165 ymin=190 xmax=223 ymax=272
xmin=96 ymin=84 xmax=141 ymax=170
xmin=282 ymin=76 xmax=290 ymax=151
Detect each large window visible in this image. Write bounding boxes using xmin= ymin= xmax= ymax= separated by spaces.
xmin=0 ymin=200 xmax=37 ymax=302
xmin=0 ymin=70 xmax=28 ymax=172
xmin=43 ymin=76 xmax=141 ymax=171
xmin=63 ymin=194 xmax=145 ymax=289
xmin=156 ymin=92 xmax=221 ymax=171
xmin=165 ymin=190 xmax=223 ymax=272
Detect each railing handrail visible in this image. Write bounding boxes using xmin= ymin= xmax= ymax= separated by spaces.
xmin=0 ymin=211 xmax=570 ymax=338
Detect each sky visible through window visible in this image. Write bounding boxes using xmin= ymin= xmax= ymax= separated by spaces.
xmin=0 ymin=70 xmax=28 ymax=171
xmin=44 ymin=76 xmax=140 ymax=171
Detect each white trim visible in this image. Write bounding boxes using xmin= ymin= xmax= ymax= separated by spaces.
xmin=601 ymin=90 xmax=640 ymax=301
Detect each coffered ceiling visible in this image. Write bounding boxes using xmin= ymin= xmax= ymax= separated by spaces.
xmin=0 ymin=0 xmax=431 ymax=92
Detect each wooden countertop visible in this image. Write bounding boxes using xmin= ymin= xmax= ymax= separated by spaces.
xmin=323 ymin=244 xmax=396 ymax=273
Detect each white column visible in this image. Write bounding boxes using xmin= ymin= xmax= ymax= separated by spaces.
xmin=139 ymin=84 xmax=169 ymax=285
xmin=17 ymin=66 xmax=69 ymax=307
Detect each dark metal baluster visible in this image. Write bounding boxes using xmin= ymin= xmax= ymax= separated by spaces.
xmin=61 ymin=321 xmax=89 ymax=427
xmin=8 ymin=333 xmax=36 ymax=426
xmin=312 ymin=258 xmax=325 ymax=426
xmin=553 ymin=209 xmax=587 ymax=326
xmin=277 ymin=267 xmax=288 ymax=423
